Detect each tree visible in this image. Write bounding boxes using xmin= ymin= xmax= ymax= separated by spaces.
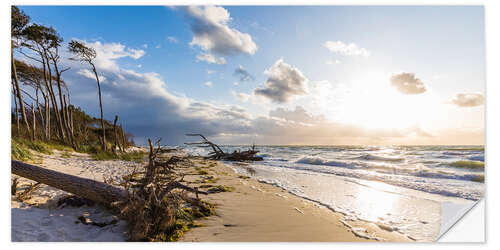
xmin=11 ymin=6 xmax=31 ymax=135
xmin=21 ymin=24 xmax=69 ymax=142
xmin=68 ymin=40 xmax=107 ymax=151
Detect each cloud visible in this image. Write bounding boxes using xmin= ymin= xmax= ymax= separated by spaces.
xmin=254 ymin=58 xmax=308 ymax=103
xmin=59 ymin=40 xmax=482 ymax=146
xmin=167 ymin=36 xmax=179 ymax=43
xmin=196 ymin=52 xmax=226 ymax=64
xmin=324 ymin=41 xmax=370 ymax=57
xmin=183 ymin=5 xmax=257 ymax=56
xmin=233 ymin=65 xmax=254 ymax=81
xmin=450 ymin=93 xmax=484 ymax=107
xmin=142 ymin=44 xmax=148 ymax=48
xmin=77 ymin=69 xmax=106 ymax=83
xmin=269 ymin=106 xmax=324 ymax=123
xmin=204 ymin=81 xmax=213 ymax=87
xmin=390 ymin=72 xmax=426 ymax=95
xmin=206 ymin=70 xmax=216 ymax=74
xmin=79 ymin=41 xmax=145 ymax=71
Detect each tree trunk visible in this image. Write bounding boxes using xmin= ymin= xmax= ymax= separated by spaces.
xmin=12 ymin=160 xmax=126 ymax=204
xmin=12 ymin=47 xmax=30 ymax=133
xmin=113 ymin=115 xmax=119 ymax=154
xmin=13 ymin=87 xmax=20 ymax=132
xmin=31 ymin=103 xmax=36 ymax=140
xmin=43 ymin=52 xmax=65 ymax=141
xmin=91 ymin=63 xmax=106 ymax=151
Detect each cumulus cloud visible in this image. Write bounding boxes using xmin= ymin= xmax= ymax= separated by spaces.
xmin=324 ymin=41 xmax=370 ymax=57
xmin=79 ymin=41 xmax=145 ymax=71
xmin=196 ymin=52 xmax=226 ymax=64
xmin=390 ymin=72 xmax=426 ymax=95
xmin=269 ymin=106 xmax=324 ymax=123
xmin=451 ymin=93 xmax=484 ymax=107
xmin=204 ymin=81 xmax=213 ymax=87
xmin=233 ymin=65 xmax=254 ymax=81
xmin=254 ymin=58 xmax=308 ymax=103
xmin=183 ymin=5 xmax=257 ymax=56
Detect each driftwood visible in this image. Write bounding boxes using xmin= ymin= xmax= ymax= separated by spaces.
xmin=11 ymin=139 xmax=213 ymax=241
xmin=185 ymin=134 xmax=263 ymax=161
xmin=12 ymin=160 xmax=127 ymax=204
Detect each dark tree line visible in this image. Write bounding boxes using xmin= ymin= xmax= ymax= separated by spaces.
xmin=11 ymin=6 xmax=133 ymax=152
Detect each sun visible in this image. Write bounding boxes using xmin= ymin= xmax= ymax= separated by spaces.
xmin=320 ymin=71 xmax=440 ymax=131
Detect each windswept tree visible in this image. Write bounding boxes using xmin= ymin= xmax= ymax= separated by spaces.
xmin=11 ymin=6 xmax=31 ymax=134
xmin=20 ymin=23 xmax=74 ymax=146
xmin=68 ymin=40 xmax=106 ymax=151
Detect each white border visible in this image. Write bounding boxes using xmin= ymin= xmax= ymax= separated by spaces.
xmin=2 ymin=0 xmax=497 ymax=249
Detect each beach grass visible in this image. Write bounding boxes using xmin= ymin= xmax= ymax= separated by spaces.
xmin=91 ymin=151 xmax=146 ymax=163
xmin=11 ymin=140 xmax=33 ymax=161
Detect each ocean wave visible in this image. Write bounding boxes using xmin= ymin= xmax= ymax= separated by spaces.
xmin=354 ymin=154 xmax=404 ymax=162
xmin=444 ymin=160 xmax=484 ymax=170
xmin=295 ymin=156 xmax=360 ymax=169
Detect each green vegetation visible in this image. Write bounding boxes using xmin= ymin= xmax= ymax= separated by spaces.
xmin=91 ymin=150 xmax=146 ymax=163
xmin=449 ymin=160 xmax=484 ymax=170
xmin=159 ymin=202 xmax=215 ymax=242
xmin=200 ymin=176 xmax=219 ymax=184
xmin=471 ymin=175 xmax=485 ymax=183
xmin=11 ymin=140 xmax=33 ymax=161
xmin=207 ymin=185 xmax=234 ymax=193
xmin=61 ymin=150 xmax=72 ymax=158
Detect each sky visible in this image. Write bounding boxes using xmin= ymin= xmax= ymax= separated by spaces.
xmin=15 ymin=5 xmax=485 ymax=145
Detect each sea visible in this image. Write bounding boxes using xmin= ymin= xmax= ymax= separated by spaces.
xmin=184 ymin=145 xmax=485 ymax=241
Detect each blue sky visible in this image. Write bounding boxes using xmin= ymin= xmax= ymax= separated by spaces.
xmin=16 ymin=6 xmax=485 ymax=145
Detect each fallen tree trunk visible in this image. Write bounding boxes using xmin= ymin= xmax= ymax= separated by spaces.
xmin=11 ymin=160 xmax=126 ymax=204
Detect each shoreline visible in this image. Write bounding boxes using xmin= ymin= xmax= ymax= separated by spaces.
xmin=11 ymin=149 xmax=412 ymax=242
xmin=180 ymin=159 xmax=412 ymax=242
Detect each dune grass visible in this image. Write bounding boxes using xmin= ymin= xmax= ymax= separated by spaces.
xmin=11 ymin=140 xmax=33 ymax=161
xmin=91 ymin=150 xmax=146 ymax=163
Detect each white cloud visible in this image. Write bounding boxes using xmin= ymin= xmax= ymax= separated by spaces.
xmin=183 ymin=6 xmax=257 ymax=56
xmin=450 ymin=93 xmax=484 ymax=107
xmin=155 ymin=45 xmax=161 ymax=49
xmin=142 ymin=44 xmax=148 ymax=48
xmin=324 ymin=40 xmax=370 ymax=57
xmin=81 ymin=41 xmax=146 ymax=71
xmin=207 ymin=70 xmax=216 ymax=74
xmin=196 ymin=53 xmax=226 ymax=64
xmin=254 ymin=58 xmax=308 ymax=103
xmin=269 ymin=106 xmax=324 ymax=123
xmin=167 ymin=36 xmax=179 ymax=43
xmin=137 ymin=64 xmax=142 ymax=68
xmin=233 ymin=82 xmax=239 ymax=86
xmin=76 ymin=69 xmax=106 ymax=83
xmin=204 ymin=81 xmax=213 ymax=87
